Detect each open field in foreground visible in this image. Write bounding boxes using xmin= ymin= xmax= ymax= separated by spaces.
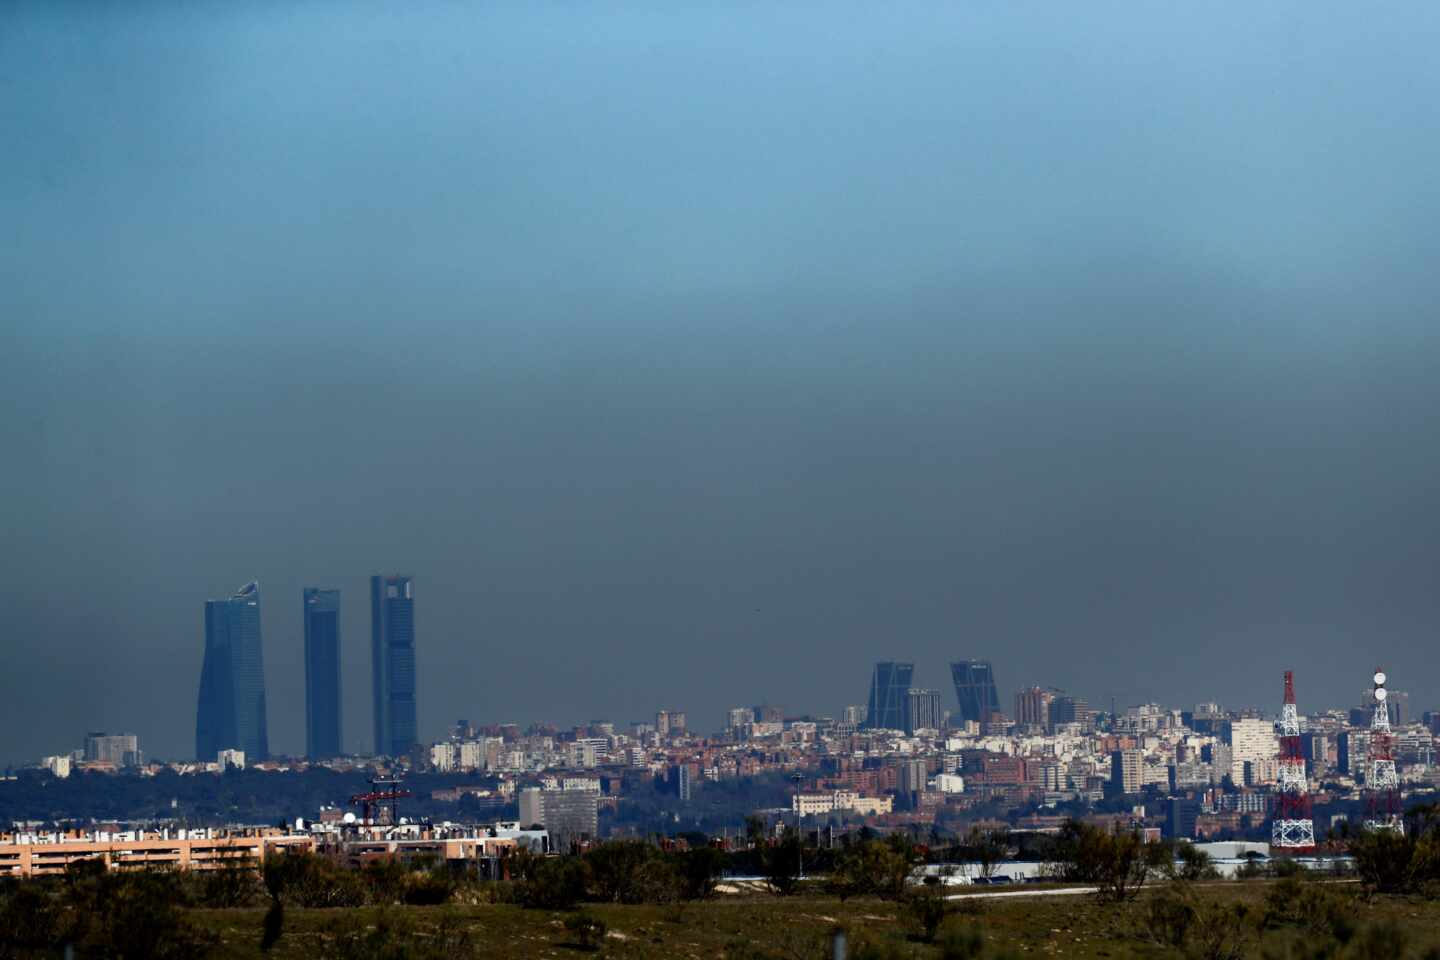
xmin=192 ymin=882 xmax=1440 ymax=959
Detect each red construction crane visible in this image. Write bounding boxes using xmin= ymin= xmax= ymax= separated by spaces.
xmin=349 ymin=776 xmax=411 ymax=825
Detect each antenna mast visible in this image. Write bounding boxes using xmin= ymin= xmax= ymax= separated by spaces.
xmin=1364 ymin=668 xmax=1403 ymax=834
xmin=1271 ymin=670 xmax=1315 ymax=852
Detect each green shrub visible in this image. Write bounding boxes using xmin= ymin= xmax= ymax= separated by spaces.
xmin=1347 ymin=813 xmax=1440 ymax=897
xmin=1142 ymin=883 xmax=1198 ymax=948
xmin=263 ymin=850 xmax=366 ymax=908
xmin=1344 ymin=921 xmax=1408 ymax=960
xmin=955 ymin=826 xmax=1010 ymax=880
xmin=462 ymin=879 xmax=516 ymax=904
xmin=1263 ymin=874 xmax=1352 ymax=938
xmin=1174 ymin=842 xmax=1221 ymax=882
xmin=1236 ymin=852 xmax=1267 ymax=880
xmin=629 ymin=857 xmax=682 ymax=905
xmin=829 ymin=836 xmax=919 ymax=901
xmin=52 ymin=865 xmax=216 ymax=959
xmin=1139 ymin=882 xmax=1253 ymax=960
xmin=361 ymin=857 xmax=410 ymax=904
xmin=582 ymin=841 xmax=685 ymax=904
xmin=512 ymin=852 xmax=591 ymax=910
xmin=403 ymin=870 xmax=455 ymax=906
xmin=1272 ymin=857 xmax=1309 ymax=879
xmin=678 ymin=846 xmax=727 ymax=900
xmin=564 ymin=911 xmax=608 ymax=951
xmin=314 ymin=908 xmax=476 ymax=960
xmin=904 ymin=889 xmax=948 ymax=943
xmin=763 ymin=830 xmax=803 ymax=896
xmin=939 ymin=924 xmax=985 ymax=960
xmin=1050 ymin=820 xmax=1165 ymax=902
xmin=585 ymin=842 xmax=656 ymax=903
xmin=0 ymin=881 xmax=65 ymax=955
xmin=193 ymin=856 xmax=262 ymax=908
xmin=849 ymin=935 xmax=910 ymax=960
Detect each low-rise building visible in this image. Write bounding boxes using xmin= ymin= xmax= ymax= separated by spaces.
xmin=0 ymin=828 xmax=312 ymax=878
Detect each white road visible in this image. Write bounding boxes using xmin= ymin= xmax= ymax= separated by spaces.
xmin=945 ymin=885 xmax=1099 ymax=900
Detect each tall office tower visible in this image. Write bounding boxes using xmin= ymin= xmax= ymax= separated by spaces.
xmin=1166 ymin=796 xmax=1200 ymax=840
xmin=1051 ymin=695 xmax=1092 ymax=731
xmin=950 ymin=660 xmax=1000 ymax=726
xmin=1014 ymin=686 xmax=1055 ymax=730
xmin=864 ymin=661 xmax=914 ymax=730
xmin=752 ymin=704 xmax=785 ymax=724
xmin=195 ymin=582 xmax=270 ymax=761
xmin=1225 ymin=717 xmax=1278 ymax=784
xmin=303 ymin=588 xmax=343 ymax=759
xmin=1110 ymin=749 xmax=1143 ymax=795
xmin=896 ymin=758 xmax=929 ymax=798
xmin=84 ymin=733 xmax=141 ymax=767
xmin=902 ymin=688 xmax=942 ymax=735
xmin=371 ymin=575 xmax=417 ymax=757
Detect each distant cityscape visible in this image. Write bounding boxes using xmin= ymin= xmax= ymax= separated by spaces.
xmin=13 ymin=578 xmax=1438 ymax=864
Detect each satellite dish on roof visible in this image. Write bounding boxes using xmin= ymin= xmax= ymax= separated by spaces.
xmin=1375 ymin=688 xmax=1388 ymax=702
xmin=1374 ymin=671 xmax=1387 ymax=687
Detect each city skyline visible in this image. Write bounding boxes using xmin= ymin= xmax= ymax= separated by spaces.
xmin=78 ymin=576 xmax=1438 ymax=766
xmin=7 ymin=1 xmax=1440 ymax=767
xmin=8 ymin=564 xmax=1434 ymax=764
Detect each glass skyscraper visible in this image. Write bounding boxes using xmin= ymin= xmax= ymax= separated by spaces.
xmin=371 ymin=575 xmax=416 ymax=757
xmin=864 ymin=661 xmax=914 ymax=730
xmin=195 ymin=582 xmax=270 ymax=761
xmin=951 ymin=659 xmax=1001 ymax=726
xmin=303 ymin=588 xmax=343 ymax=759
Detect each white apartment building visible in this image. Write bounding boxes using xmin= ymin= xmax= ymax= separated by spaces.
xmin=790 ymin=791 xmax=894 ymax=816
xmin=561 ymin=778 xmax=601 ymax=793
xmin=792 ymin=791 xmax=857 ymax=815
xmin=1227 ymin=718 xmax=1278 ymax=784
xmin=934 ymin=773 xmax=965 ymax=794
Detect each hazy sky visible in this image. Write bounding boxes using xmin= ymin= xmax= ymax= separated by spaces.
xmin=4 ymin=1 xmax=1440 ymax=764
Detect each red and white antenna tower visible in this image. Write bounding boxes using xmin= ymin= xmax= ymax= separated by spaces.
xmin=1364 ymin=668 xmax=1403 ymax=834
xmin=1271 ymin=670 xmax=1315 ymax=851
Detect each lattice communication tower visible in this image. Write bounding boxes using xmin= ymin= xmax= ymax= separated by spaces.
xmin=1364 ymin=668 xmax=1403 ymax=834
xmin=1272 ymin=670 xmax=1316 ymax=851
